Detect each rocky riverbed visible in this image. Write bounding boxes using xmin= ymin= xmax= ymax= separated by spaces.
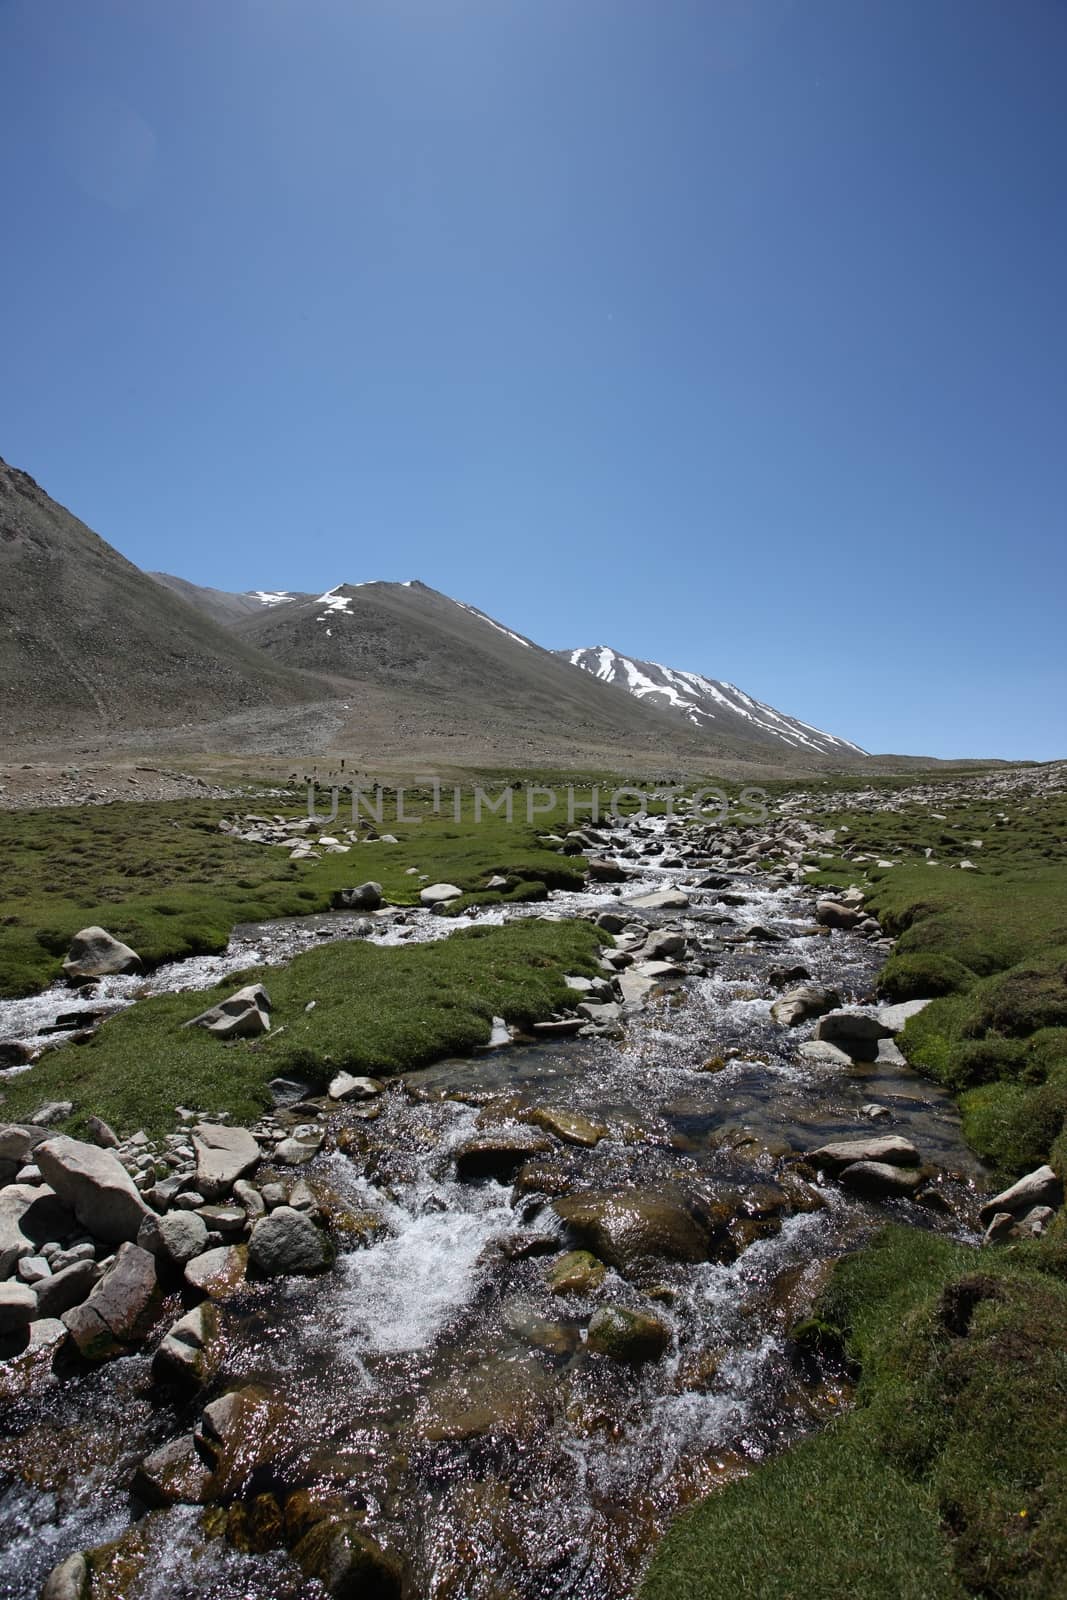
xmin=0 ymin=801 xmax=1023 ymax=1599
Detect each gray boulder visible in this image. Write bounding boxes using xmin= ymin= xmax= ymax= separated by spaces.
xmin=815 ymin=900 xmax=863 ymax=930
xmin=876 ymin=998 xmax=935 ymax=1031
xmin=332 ymin=881 xmax=383 ymax=910
xmin=62 ymin=1242 xmax=160 ymax=1359
xmin=35 ymin=1135 xmax=149 ymax=1244
xmin=838 ymin=1161 xmax=924 ymax=1199
xmin=809 ymin=1136 xmax=920 ymax=1174
xmin=184 ymin=983 xmax=271 ymax=1040
xmin=814 ymin=1008 xmax=895 ymax=1060
xmin=978 ymin=1164 xmax=1063 ymax=1227
xmin=0 ymin=1281 xmax=37 ymax=1334
xmin=625 ymin=888 xmax=690 ymax=911
xmin=34 ymin=1259 xmax=98 ymax=1319
xmin=137 ymin=1208 xmax=209 ymax=1266
xmin=420 ymin=882 xmax=463 ymax=906
xmin=152 ymin=1301 xmax=224 ymax=1390
xmin=62 ymin=926 xmax=142 ymax=981
xmin=192 ymin=1123 xmax=261 ymax=1199
xmin=327 ymin=1072 xmax=384 ymax=1102
xmin=2 ymin=1182 xmax=74 ymax=1279
xmin=247 ymin=1206 xmax=330 ymax=1277
xmin=770 ymin=985 xmax=841 ymax=1027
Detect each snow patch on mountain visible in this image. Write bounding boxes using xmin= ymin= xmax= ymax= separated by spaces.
xmin=563 ymin=646 xmax=866 ymax=756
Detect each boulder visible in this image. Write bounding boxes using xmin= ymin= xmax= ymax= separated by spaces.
xmin=40 ymin=1553 xmax=89 ymax=1600
xmin=586 ymin=858 xmax=629 ymax=882
xmin=639 ymin=929 xmax=687 ymax=960
xmin=876 ymin=999 xmax=935 ymax=1031
xmin=35 ymin=1136 xmax=149 ymax=1244
xmin=62 ymin=926 xmax=141 ymax=982
xmin=274 ymin=1130 xmax=323 ymax=1165
xmin=247 ymin=1206 xmax=331 ymax=1277
xmin=808 ymin=1136 xmax=920 ymax=1174
xmin=1 ymin=1182 xmax=74 ymax=1279
xmin=625 ymin=888 xmax=690 ymax=912
xmin=152 ymin=1302 xmax=224 ymax=1391
xmin=527 ymin=1107 xmax=606 ymax=1148
xmin=454 ymin=1128 xmax=555 ymax=1182
xmin=796 ymin=1039 xmax=852 ymax=1066
xmin=137 ymin=1209 xmax=209 ymax=1266
xmin=62 ymin=1242 xmax=160 ymax=1360
xmin=192 ymin=1123 xmax=261 ymax=1199
xmin=0 ymin=1124 xmax=47 ymax=1165
xmin=184 ymin=983 xmax=271 ymax=1040
xmin=34 ymin=1259 xmax=98 ymax=1319
xmin=813 ymin=1009 xmax=895 ymax=1060
xmin=331 ymin=881 xmax=383 ymax=910
xmin=838 ymin=1161 xmax=924 ymax=1199
xmin=292 ymin=1516 xmax=402 ymax=1600
xmin=133 ymin=1434 xmax=213 ymax=1508
xmin=420 ymin=883 xmax=462 ymax=906
xmin=548 ymin=1250 xmax=606 ymax=1295
xmin=553 ymin=1189 xmax=717 ymax=1273
xmin=586 ymin=1305 xmax=671 ymax=1363
xmin=327 ymin=1072 xmax=384 ymax=1102
xmin=770 ymin=985 xmax=841 ymax=1028
xmin=815 ymin=900 xmax=863 ymax=930
xmin=195 ymin=1385 xmax=290 ymax=1497
xmin=184 ymin=1244 xmax=248 ymax=1297
xmin=0 ymin=1281 xmax=37 ymax=1334
xmin=978 ymin=1165 xmax=1063 ymax=1227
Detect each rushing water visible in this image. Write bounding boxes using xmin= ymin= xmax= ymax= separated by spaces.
xmin=0 ymin=831 xmax=984 ymax=1599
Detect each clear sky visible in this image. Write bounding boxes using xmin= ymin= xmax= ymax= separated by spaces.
xmin=2 ymin=0 xmax=1064 ymax=760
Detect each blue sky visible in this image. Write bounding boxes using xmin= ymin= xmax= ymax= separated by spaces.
xmin=2 ymin=0 xmax=1064 ymax=760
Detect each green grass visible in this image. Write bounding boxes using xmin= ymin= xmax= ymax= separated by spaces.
xmin=643 ymin=1226 xmax=1067 ymax=1600
xmin=0 ymin=791 xmax=589 ymax=998
xmin=0 ymin=918 xmax=603 ymax=1136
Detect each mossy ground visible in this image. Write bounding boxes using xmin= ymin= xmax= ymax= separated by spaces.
xmin=643 ymin=1225 xmax=1067 ymax=1600
xmin=0 ymin=789 xmax=591 ymax=997
xmin=1 ymin=918 xmax=603 ymax=1136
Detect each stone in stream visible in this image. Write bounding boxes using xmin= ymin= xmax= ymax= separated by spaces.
xmin=192 ymin=1123 xmax=261 ymax=1198
xmin=34 ymin=1135 xmax=149 ymax=1244
xmin=553 ymin=1189 xmax=721 ymax=1274
xmin=876 ymin=998 xmax=935 ymax=1032
xmin=291 ymin=1517 xmax=402 ymax=1600
xmin=274 ymin=1129 xmax=324 ymax=1165
xmin=133 ymin=1435 xmax=213 ymax=1508
xmin=586 ymin=1305 xmax=671 ymax=1363
xmin=576 ymin=999 xmax=623 ymax=1024
xmin=62 ymin=1242 xmax=161 ymax=1360
xmin=796 ymin=1039 xmax=852 ymax=1066
xmin=813 ymin=1008 xmax=895 ymax=1060
xmin=328 ymin=1072 xmax=384 ymax=1102
xmin=0 ymin=1281 xmax=37 ymax=1334
xmin=625 ymin=888 xmax=690 ymax=912
xmin=247 ymin=1206 xmax=331 ymax=1277
xmin=184 ymin=1243 xmax=248 ymax=1297
xmin=838 ymin=1161 xmax=925 ymax=1199
xmin=978 ymin=1164 xmax=1063 ymax=1227
xmin=152 ymin=1302 xmax=224 ymax=1391
xmin=527 ymin=1107 xmax=606 ymax=1148
xmin=61 ymin=925 xmax=142 ymax=982
xmin=195 ymin=1384 xmax=291 ymax=1497
xmin=137 ymin=1208 xmax=209 ymax=1266
xmin=34 ymin=1259 xmax=98 ymax=1319
xmin=808 ymin=1136 xmax=921 ymax=1174
xmin=815 ymin=900 xmax=863 ymax=930
xmin=40 ymin=1553 xmax=89 ymax=1600
xmin=456 ymin=1127 xmax=556 ymax=1182
xmin=420 ymin=882 xmax=462 ymax=906
xmin=770 ymin=985 xmax=841 ymax=1027
xmin=586 ymin=857 xmax=629 ymax=882
xmin=184 ymin=982 xmax=271 ymax=1040
xmin=331 ymin=881 xmax=383 ymax=910
xmin=548 ymin=1250 xmax=607 ymax=1295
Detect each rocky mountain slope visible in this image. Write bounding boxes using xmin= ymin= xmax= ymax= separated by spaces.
xmin=0 ymin=459 xmax=326 ymax=744
xmin=560 ymin=646 xmax=867 ymax=757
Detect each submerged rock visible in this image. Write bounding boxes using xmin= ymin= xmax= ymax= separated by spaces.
xmin=549 ymin=1249 xmax=607 ymax=1295
xmin=455 ymin=1128 xmax=555 ymax=1182
xmin=553 ymin=1189 xmax=719 ymax=1274
xmin=586 ymin=1305 xmax=671 ymax=1363
xmin=292 ymin=1516 xmax=402 ymax=1600
xmin=152 ymin=1301 xmax=224 ymax=1391
xmin=527 ymin=1107 xmax=606 ymax=1148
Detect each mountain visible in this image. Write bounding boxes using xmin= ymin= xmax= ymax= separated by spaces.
xmin=149 ymin=573 xmax=310 ymax=627
xmin=0 ymin=459 xmax=326 ymax=744
xmin=558 ymin=646 xmax=866 ymax=757
xmin=225 ymin=580 xmax=751 ymax=768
